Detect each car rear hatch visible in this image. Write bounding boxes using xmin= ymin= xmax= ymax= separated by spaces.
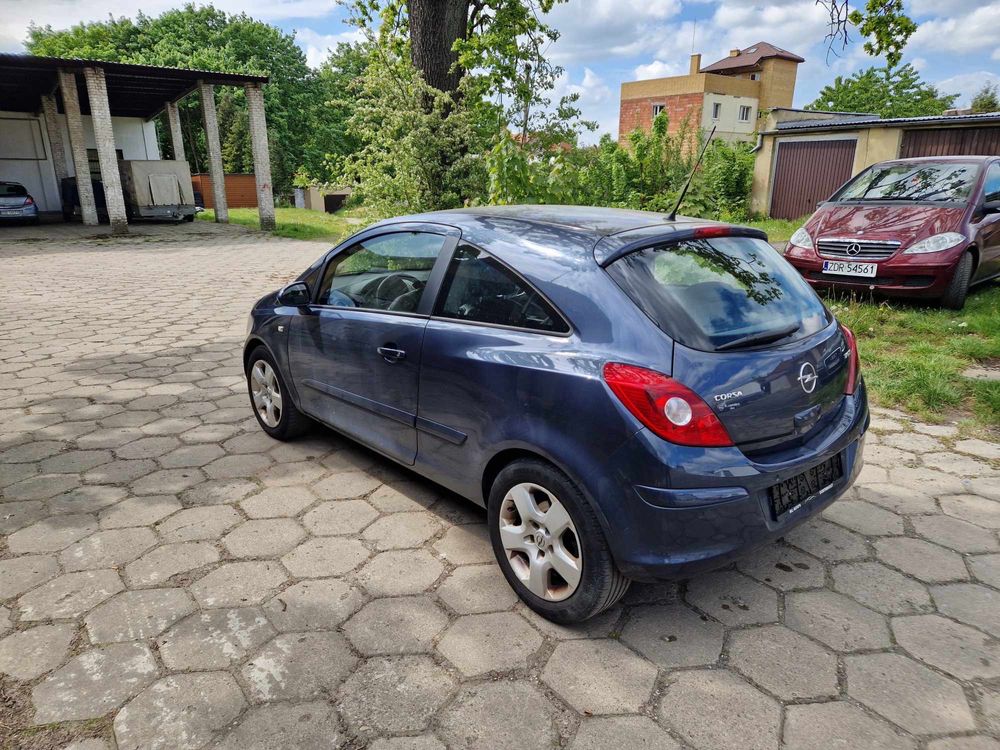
xmin=0 ymin=183 xmax=29 ymax=209
xmin=600 ymin=227 xmax=850 ymax=450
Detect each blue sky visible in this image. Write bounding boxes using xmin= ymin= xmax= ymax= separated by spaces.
xmin=3 ymin=0 xmax=998 ymax=144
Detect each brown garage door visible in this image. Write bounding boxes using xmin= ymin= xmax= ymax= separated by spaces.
xmin=770 ymin=139 xmax=856 ymax=219
xmin=900 ymin=127 xmax=1000 ymax=158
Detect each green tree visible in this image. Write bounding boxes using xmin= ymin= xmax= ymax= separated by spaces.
xmin=807 ymin=64 xmax=958 ymax=118
xmin=818 ymin=0 xmax=917 ymax=67
xmin=971 ymin=83 xmax=1000 ymax=113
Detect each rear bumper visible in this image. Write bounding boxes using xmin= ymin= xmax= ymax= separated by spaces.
xmin=590 ymin=383 xmax=869 ymax=581
xmin=0 ymin=205 xmax=39 ymax=220
xmin=784 ymin=246 xmax=961 ymax=298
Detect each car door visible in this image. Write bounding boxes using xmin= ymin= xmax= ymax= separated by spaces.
xmin=974 ymin=161 xmax=1000 ymax=280
xmin=287 ymin=226 xmax=457 ymax=464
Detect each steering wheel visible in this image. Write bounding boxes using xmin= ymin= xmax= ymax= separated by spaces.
xmin=375 ymin=273 xmax=422 ymax=306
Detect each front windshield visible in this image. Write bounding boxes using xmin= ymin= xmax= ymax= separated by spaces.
xmin=833 ymin=162 xmax=980 ymax=203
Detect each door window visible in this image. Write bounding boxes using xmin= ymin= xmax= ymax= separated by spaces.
xmin=983 ymin=163 xmax=1000 ymax=203
xmin=435 ymin=244 xmax=569 ymax=333
xmin=317 ymin=232 xmax=446 ymax=312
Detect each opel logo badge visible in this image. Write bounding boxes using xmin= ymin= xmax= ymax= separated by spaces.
xmin=798 ymin=362 xmax=818 ymax=394
xmin=846 ymin=242 xmax=862 ymax=256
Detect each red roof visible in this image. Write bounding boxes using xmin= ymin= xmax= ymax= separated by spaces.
xmin=701 ymin=42 xmax=804 ymax=73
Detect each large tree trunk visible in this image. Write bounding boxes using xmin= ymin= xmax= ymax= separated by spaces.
xmin=408 ymin=0 xmax=470 ymax=94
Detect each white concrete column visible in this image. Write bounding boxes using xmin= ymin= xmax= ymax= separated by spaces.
xmin=40 ymin=94 xmax=68 ymax=184
xmin=198 ymin=82 xmax=228 ymax=223
xmin=58 ymin=70 xmax=98 ymax=226
xmin=165 ymin=101 xmax=185 ymax=161
xmin=245 ymin=83 xmax=276 ymax=231
xmin=83 ymin=66 xmax=128 ymax=235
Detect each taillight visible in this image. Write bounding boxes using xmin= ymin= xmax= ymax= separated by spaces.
xmin=24 ymin=195 xmax=34 ymax=206
xmin=693 ymin=226 xmax=731 ymax=240
xmin=603 ymin=362 xmax=733 ymax=447
xmin=840 ymin=323 xmax=859 ymax=395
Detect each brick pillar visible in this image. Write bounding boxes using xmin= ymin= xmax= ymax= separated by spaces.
xmin=165 ymin=101 xmax=185 ymax=161
xmin=58 ymin=70 xmax=98 ymax=226
xmin=83 ymin=66 xmax=128 ymax=235
xmin=245 ymin=83 xmax=276 ymax=231
xmin=199 ymin=82 xmax=228 ymax=223
xmin=40 ymin=94 xmax=68 ymax=184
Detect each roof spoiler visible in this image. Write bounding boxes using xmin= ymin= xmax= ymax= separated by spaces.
xmin=597 ymin=225 xmax=770 ymax=267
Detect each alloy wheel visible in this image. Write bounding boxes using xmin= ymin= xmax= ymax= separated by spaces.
xmin=250 ymin=360 xmax=282 ymax=428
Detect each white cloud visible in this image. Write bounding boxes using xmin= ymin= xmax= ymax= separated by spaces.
xmin=909 ymin=2 xmax=1000 ymax=54
xmin=545 ymin=0 xmax=682 ymax=63
xmin=633 ymin=60 xmax=681 ymax=80
xmin=934 ymin=70 xmax=1000 ymax=108
xmin=295 ymin=27 xmax=363 ymax=68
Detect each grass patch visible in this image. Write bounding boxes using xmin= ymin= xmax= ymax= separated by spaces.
xmin=828 ymin=286 xmax=1000 ymax=432
xmin=742 ymin=216 xmax=807 ymax=243
xmin=197 ymin=206 xmax=369 ymax=242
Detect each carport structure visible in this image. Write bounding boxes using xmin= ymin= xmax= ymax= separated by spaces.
xmin=0 ymin=53 xmax=276 ymax=234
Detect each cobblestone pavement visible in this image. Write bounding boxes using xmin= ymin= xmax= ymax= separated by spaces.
xmin=2 ymin=228 xmax=999 ymax=750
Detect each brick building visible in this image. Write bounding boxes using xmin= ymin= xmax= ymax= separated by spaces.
xmin=618 ymin=42 xmax=804 ymax=145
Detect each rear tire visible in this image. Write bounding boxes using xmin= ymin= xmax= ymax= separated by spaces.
xmin=488 ymin=459 xmax=629 ymax=623
xmin=245 ymin=346 xmax=312 ymax=440
xmin=940 ymin=250 xmax=974 ymax=310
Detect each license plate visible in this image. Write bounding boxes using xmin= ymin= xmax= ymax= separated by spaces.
xmin=768 ymin=453 xmax=843 ymax=519
xmin=822 ymin=260 xmax=877 ymax=278
xmin=0 ymin=209 xmax=22 ymax=216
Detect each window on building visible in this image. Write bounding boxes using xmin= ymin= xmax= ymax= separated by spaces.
xmin=712 ymin=102 xmax=722 ymax=120
xmin=750 ymin=72 xmax=761 ymax=81
xmin=739 ymin=105 xmax=752 ymax=122
xmin=652 ymin=104 xmax=665 ymax=117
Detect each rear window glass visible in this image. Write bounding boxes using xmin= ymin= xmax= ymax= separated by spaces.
xmin=832 ymin=162 xmax=980 ymax=203
xmin=0 ymin=184 xmax=27 ymax=197
xmin=607 ymin=237 xmax=829 ymax=352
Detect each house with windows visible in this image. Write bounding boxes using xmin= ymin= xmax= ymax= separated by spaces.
xmin=618 ymin=42 xmax=804 ymax=144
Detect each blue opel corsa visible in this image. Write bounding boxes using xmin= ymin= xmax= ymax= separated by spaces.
xmin=244 ymin=205 xmax=868 ymax=623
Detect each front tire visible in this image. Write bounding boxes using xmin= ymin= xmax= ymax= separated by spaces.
xmin=941 ymin=250 xmax=974 ymax=310
xmin=245 ymin=347 xmax=312 ymax=440
xmin=488 ymin=459 xmax=629 ymax=623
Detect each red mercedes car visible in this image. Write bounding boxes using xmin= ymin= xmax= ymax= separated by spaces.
xmin=784 ymin=156 xmax=1000 ymax=309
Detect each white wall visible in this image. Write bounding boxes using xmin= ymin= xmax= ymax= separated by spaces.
xmin=702 ymin=93 xmax=758 ymax=141
xmin=58 ymin=114 xmax=160 ymax=177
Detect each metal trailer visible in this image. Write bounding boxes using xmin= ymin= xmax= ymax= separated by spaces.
xmin=118 ymin=159 xmax=197 ymax=221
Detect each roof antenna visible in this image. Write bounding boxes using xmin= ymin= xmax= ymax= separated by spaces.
xmin=667 ymin=125 xmax=716 ymax=221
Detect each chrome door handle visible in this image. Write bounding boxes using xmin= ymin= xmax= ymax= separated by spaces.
xmin=377 ymin=346 xmax=406 ymax=363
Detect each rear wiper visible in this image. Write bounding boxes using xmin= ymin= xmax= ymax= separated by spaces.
xmin=716 ymin=323 xmax=801 ymax=352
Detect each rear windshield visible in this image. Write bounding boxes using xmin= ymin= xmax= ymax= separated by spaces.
xmin=607 ymin=237 xmax=829 ymax=352
xmin=0 ymin=184 xmax=27 ymax=197
xmin=832 ymin=162 xmax=980 ymax=203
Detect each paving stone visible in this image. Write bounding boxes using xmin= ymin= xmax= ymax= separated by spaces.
xmin=340 ymin=655 xmax=455 ymax=735
xmin=132 ymin=467 xmax=205 ymax=496
xmin=620 ymin=603 xmax=724 ymax=667
xmin=969 ymin=553 xmax=1000 ymax=588
xmin=955 ymin=438 xmax=1000 ymax=461
xmin=728 ymin=624 xmax=838 ymax=700
xmin=931 ymin=583 xmax=1000 ymax=637
xmin=941 ymin=494 xmax=1000 ymax=530
xmin=893 ymin=613 xmax=1000 ymax=680
xmin=356 ymin=549 xmax=445 ymax=596
xmin=156 ymin=505 xmax=241 ymax=543
xmin=737 ymin=543 xmax=825 ymax=590
xmin=969 ymin=477 xmax=1000 ymax=501
xmin=0 ymin=624 xmax=75 ymax=680
xmin=345 ymin=596 xmax=448 ymax=655
xmin=18 ymin=569 xmax=124 ymax=621
xmin=0 ymin=499 xmax=47 ymax=534
xmin=438 ymin=611 xmax=542 ymax=676
xmin=913 ymin=514 xmax=999 ymax=553
xmin=518 ymin=603 xmax=622 ymax=640
xmin=824 ymin=500 xmax=904 ymax=535
xmin=113 ymin=672 xmax=246 ymax=750
xmin=301 ymin=499 xmax=379 ymax=535
xmin=0 ymin=607 xmax=9 ymax=636
xmin=258 ymin=459 xmax=328 ymax=487
xmin=4 ymin=473 xmax=79 ymax=501
xmin=50 ymin=485 xmax=127 ymax=515
xmin=784 ymin=589 xmax=891 ymax=651
xmin=543 ymin=638 xmax=656 ymax=714
xmin=85 ymin=588 xmax=195 ymax=643
xmin=833 ymin=561 xmax=933 ymax=614
xmin=784 ymin=518 xmax=869 ymax=561
xmin=436 ymin=563 xmax=518 ymax=614
xmin=124 ymin=541 xmax=220 ymax=587
xmin=98 ymin=495 xmax=181 ymax=528
xmin=32 ymin=642 xmax=158 ymax=724
xmin=0 ymin=554 xmax=59 ymax=599
xmin=240 ymin=486 xmax=317 ymax=518
xmin=369 ymin=738 xmax=445 ymax=750
xmin=783 ymin=701 xmax=916 ymax=750
xmin=311 ymin=470 xmax=381 ymax=499
xmin=8 ymin=513 xmax=97 ymax=554
xmin=116 ymin=436 xmax=180 ymax=460
xmin=222 ymin=518 xmax=306 ymax=558
xmin=437 ymin=681 xmax=560 ymax=750
xmin=981 ymin=686 xmax=1000 ymax=735
xmin=659 ymin=669 xmax=780 ymax=750
xmin=362 ymin=512 xmax=441 ymax=550
xmin=264 ymin=578 xmax=364 ymax=631
xmin=84 ymin=459 xmax=158 ymax=485
xmin=214 ymin=701 xmax=343 ymax=750
xmin=857 ymin=482 xmax=938 ymax=515
xmin=433 ymin=524 xmax=493 ymax=564
xmin=876 ymin=537 xmax=969 ymax=583
xmin=242 ymin=631 xmax=357 ymax=702
xmin=368 ymin=480 xmax=438 ymax=512
xmin=61 ymin=527 xmax=158 ymax=571
xmin=927 ymin=739 xmax=1000 ymax=750
xmin=570 ymin=715 xmax=680 ymax=750
xmin=924 ymin=451 xmax=998 ymax=477
xmin=685 ymin=570 xmax=778 ymax=626
xmin=158 ymin=608 xmax=275 ymax=671
xmin=61 ymin=739 xmax=113 ymax=750
xmin=281 ymin=537 xmax=370 ymax=578
xmin=39 ymin=449 xmax=112 ymax=474
xmin=0 ymin=439 xmax=66 ymax=463
xmin=181 ymin=478 xmax=258 ymax=506
xmin=190 ymin=561 xmax=286 ymax=608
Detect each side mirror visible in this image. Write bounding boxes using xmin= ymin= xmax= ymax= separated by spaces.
xmin=982 ymin=199 xmax=1000 ymax=215
xmin=277 ymin=281 xmax=310 ymax=306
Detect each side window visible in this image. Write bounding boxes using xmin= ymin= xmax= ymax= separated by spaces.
xmin=316 ymin=232 xmax=445 ymax=313
xmin=435 ymin=244 xmax=569 ymax=334
xmin=984 ymin=163 xmax=1000 ymax=203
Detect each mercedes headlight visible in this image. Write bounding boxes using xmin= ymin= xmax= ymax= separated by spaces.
xmin=904 ymin=232 xmax=966 ymax=255
xmin=789 ymin=226 xmax=813 ymax=249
